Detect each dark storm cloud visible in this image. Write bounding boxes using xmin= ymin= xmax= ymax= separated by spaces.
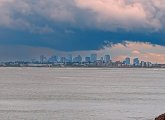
xmin=0 ymin=0 xmax=165 ymax=51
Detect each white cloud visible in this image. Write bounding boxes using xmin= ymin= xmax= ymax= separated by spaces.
xmin=75 ymin=0 xmax=163 ymax=31
xmin=0 ymin=0 xmax=165 ymax=32
xmin=100 ymin=41 xmax=165 ymax=63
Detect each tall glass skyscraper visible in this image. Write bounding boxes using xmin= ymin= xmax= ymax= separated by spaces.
xmin=91 ymin=54 xmax=97 ymax=62
xmin=133 ymin=58 xmax=139 ymax=66
xmin=104 ymin=55 xmax=111 ymax=63
xmin=125 ymin=57 xmax=131 ymax=65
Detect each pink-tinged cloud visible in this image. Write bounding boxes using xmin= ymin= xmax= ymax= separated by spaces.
xmin=0 ymin=0 xmax=165 ymax=31
xmin=75 ymin=0 xmax=161 ymax=31
xmin=64 ymin=41 xmax=165 ymax=64
xmin=131 ymin=50 xmax=141 ymax=55
xmin=103 ymin=41 xmax=165 ymax=64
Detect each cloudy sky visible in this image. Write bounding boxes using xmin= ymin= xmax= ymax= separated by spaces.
xmin=0 ymin=0 xmax=165 ymax=63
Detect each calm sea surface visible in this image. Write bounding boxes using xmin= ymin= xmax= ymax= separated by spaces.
xmin=0 ymin=68 xmax=165 ymax=120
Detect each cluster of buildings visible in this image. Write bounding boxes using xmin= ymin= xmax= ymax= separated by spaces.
xmin=38 ymin=54 xmax=158 ymax=68
xmin=1 ymin=53 xmax=165 ymax=68
xmin=123 ymin=57 xmax=153 ymax=67
xmin=38 ymin=54 xmax=109 ymax=64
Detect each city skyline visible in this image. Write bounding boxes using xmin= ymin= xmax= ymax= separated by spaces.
xmin=2 ymin=52 xmax=164 ymax=68
xmin=0 ymin=52 xmax=160 ymax=65
xmin=0 ymin=42 xmax=164 ymax=64
xmin=38 ymin=54 xmax=152 ymax=65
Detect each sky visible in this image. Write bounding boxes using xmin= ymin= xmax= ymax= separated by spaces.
xmin=0 ymin=0 xmax=165 ymax=63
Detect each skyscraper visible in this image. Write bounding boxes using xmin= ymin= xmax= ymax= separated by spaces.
xmin=40 ymin=55 xmax=47 ymax=63
xmin=60 ymin=57 xmax=66 ymax=63
xmin=48 ymin=55 xmax=58 ymax=63
xmin=91 ymin=54 xmax=97 ymax=62
xmin=125 ymin=57 xmax=131 ymax=65
xmin=73 ymin=55 xmax=82 ymax=63
xmin=104 ymin=55 xmax=111 ymax=63
xmin=85 ymin=57 xmax=91 ymax=63
xmin=66 ymin=54 xmax=72 ymax=63
xmin=133 ymin=58 xmax=139 ymax=66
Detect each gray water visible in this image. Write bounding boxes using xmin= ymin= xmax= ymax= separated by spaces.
xmin=0 ymin=68 xmax=165 ymax=120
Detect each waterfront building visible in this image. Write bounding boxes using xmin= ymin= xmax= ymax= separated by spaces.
xmin=125 ymin=57 xmax=131 ymax=65
xmin=66 ymin=54 xmax=72 ymax=63
xmin=48 ymin=56 xmax=58 ymax=63
xmin=96 ymin=60 xmax=104 ymax=66
xmin=60 ymin=57 xmax=66 ymax=63
xmin=114 ymin=61 xmax=123 ymax=67
xmin=73 ymin=55 xmax=82 ymax=63
xmin=40 ymin=55 xmax=47 ymax=63
xmin=141 ymin=61 xmax=146 ymax=67
xmin=133 ymin=58 xmax=139 ymax=66
xmin=100 ymin=57 xmax=104 ymax=62
xmin=91 ymin=54 xmax=97 ymax=62
xmin=104 ymin=55 xmax=111 ymax=63
xmin=85 ymin=57 xmax=91 ymax=63
xmin=146 ymin=62 xmax=152 ymax=67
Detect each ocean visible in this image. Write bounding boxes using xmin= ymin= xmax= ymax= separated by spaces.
xmin=0 ymin=68 xmax=164 ymax=120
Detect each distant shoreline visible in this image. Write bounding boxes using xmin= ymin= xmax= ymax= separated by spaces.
xmin=1 ymin=61 xmax=165 ymax=68
xmin=0 ymin=66 xmax=165 ymax=69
